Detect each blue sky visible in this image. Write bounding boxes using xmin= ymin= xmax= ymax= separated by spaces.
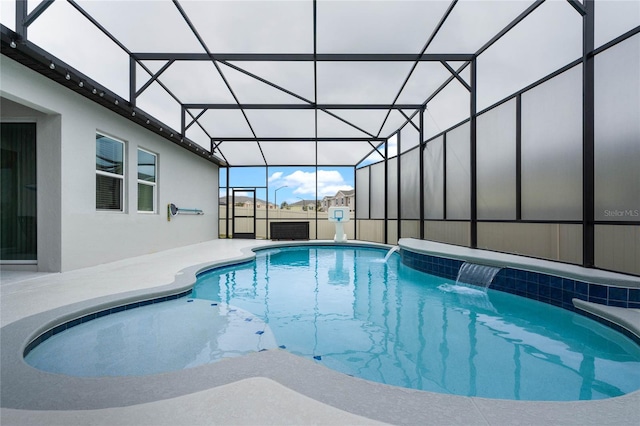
xmin=219 ymin=166 xmax=355 ymax=205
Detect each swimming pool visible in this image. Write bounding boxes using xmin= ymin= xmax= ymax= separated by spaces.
xmin=24 ymin=245 xmax=640 ymax=401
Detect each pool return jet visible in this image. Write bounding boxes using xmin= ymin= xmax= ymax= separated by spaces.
xmin=328 ymin=206 xmax=350 ymax=242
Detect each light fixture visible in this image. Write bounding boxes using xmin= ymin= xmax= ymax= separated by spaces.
xmin=131 ymin=111 xmax=136 ymax=117
xmin=79 ymin=81 xmax=84 ymax=88
xmin=65 ymin=72 xmax=70 ymax=80
xmin=99 ymin=92 xmax=104 ymax=97
xmin=10 ymin=40 xmax=16 ymax=48
xmin=92 ymin=88 xmax=97 ymax=94
xmin=159 ymin=127 xmax=163 ymax=132
xmin=49 ymin=62 xmax=55 ymax=70
xmin=170 ymin=133 xmax=173 ymax=137
xmin=114 ymin=99 xmax=119 ymax=105
xmin=146 ymin=119 xmax=150 ymax=124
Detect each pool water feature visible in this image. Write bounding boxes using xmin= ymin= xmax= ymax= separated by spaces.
xmin=24 ymin=246 xmax=640 ymax=401
xmin=455 ymin=261 xmax=502 ymax=288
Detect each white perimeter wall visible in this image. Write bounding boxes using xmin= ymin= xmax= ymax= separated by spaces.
xmin=1 ymin=57 xmax=218 ymax=272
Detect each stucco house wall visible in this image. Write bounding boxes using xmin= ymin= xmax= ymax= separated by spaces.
xmin=1 ymin=56 xmax=218 ymax=272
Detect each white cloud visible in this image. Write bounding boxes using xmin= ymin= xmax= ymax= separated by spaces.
xmin=271 ymin=169 xmax=353 ymax=198
xmin=268 ymin=171 xmax=283 ymax=182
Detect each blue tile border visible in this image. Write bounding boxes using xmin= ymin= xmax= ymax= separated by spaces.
xmin=23 ymin=289 xmax=193 ymax=357
xmin=400 ymin=249 xmax=638 ymax=313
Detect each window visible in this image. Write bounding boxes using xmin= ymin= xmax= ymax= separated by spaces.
xmin=96 ymin=133 xmax=124 ymax=211
xmin=137 ymin=148 xmax=157 ymax=213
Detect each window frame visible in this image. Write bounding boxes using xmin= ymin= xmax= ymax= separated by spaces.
xmin=95 ymin=132 xmax=125 ymax=212
xmin=137 ymin=147 xmax=157 ymax=214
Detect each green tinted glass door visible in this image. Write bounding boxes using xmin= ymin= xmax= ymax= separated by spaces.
xmin=1 ymin=123 xmax=37 ymax=261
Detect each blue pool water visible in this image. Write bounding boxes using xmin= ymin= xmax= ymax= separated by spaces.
xmin=25 ymin=246 xmax=640 ymax=401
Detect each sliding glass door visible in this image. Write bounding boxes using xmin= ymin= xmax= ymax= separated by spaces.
xmin=1 ymin=123 xmax=37 ymax=262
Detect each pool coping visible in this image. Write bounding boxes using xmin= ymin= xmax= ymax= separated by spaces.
xmin=2 ymin=239 xmax=640 ymax=425
xmin=398 ymin=238 xmax=640 ymax=288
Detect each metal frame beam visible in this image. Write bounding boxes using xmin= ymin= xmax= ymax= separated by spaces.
xmin=469 ymin=59 xmax=478 ymax=249
xmin=183 ymin=104 xmax=425 ymax=110
xmin=23 ymin=0 xmax=54 ymax=28
xmin=582 ymin=0 xmax=595 ymax=267
xmin=135 ymin=60 xmax=174 ymax=98
xmin=214 ymin=137 xmax=386 ymax=142
xmin=131 ymin=53 xmax=475 ymax=62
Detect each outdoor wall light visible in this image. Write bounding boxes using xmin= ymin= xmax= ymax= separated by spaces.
xmin=114 ymin=99 xmax=119 ymax=105
xmin=49 ymin=62 xmax=55 ymax=70
xmin=170 ymin=133 xmax=174 ymax=137
xmin=159 ymin=127 xmax=163 ymax=132
xmin=92 ymin=88 xmax=97 ymax=94
xmin=10 ymin=40 xmax=16 ymax=48
xmin=78 ymin=81 xmax=84 ymax=88
xmin=131 ymin=111 xmax=136 ymax=117
xmin=99 ymin=92 xmax=104 ymax=97
xmin=65 ymin=72 xmax=70 ymax=80
xmin=146 ymin=119 xmax=150 ymax=124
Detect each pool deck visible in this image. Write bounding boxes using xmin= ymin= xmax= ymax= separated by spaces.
xmin=2 ymin=239 xmax=639 ymax=426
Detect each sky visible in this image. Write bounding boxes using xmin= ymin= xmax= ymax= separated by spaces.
xmin=219 ymin=166 xmax=355 ymax=206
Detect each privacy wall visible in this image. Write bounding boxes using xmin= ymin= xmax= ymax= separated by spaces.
xmin=356 ymin=30 xmax=640 ymax=276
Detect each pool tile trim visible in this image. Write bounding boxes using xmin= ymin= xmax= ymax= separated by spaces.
xmin=22 ymin=289 xmax=193 ymax=357
xmin=400 ymin=249 xmax=640 ymax=309
xmin=400 ymin=246 xmax=640 ymax=344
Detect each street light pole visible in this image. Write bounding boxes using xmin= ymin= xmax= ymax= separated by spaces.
xmin=296 ymin=196 xmax=306 ymax=211
xmin=274 ymin=185 xmax=288 ymax=214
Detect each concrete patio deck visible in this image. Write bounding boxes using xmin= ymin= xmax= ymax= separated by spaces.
xmin=2 ymin=239 xmax=639 ymax=425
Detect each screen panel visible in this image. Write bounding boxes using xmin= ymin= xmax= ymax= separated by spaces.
xmin=521 ymin=66 xmax=583 ymax=221
xmin=387 ymin=157 xmax=398 ymax=219
xmin=260 ymin=142 xmax=317 ymax=166
xmin=595 ymin=35 xmax=640 ymax=221
xmin=370 ymin=161 xmax=386 ymax=219
xmin=476 ymin=99 xmax=517 ymax=220
xmin=424 ymin=81 xmax=470 ymax=141
xmin=476 ymin=0 xmax=582 ymax=111
xmin=181 ymin=1 xmax=313 ymax=53
xmin=400 ymin=148 xmax=420 ymax=219
xmin=400 ymin=123 xmax=420 ymax=153
xmin=424 ymin=136 xmax=444 ymax=220
xmin=75 ymin=1 xmax=206 ymax=53
xmin=445 ymin=123 xmax=470 ymax=220
xmin=355 ymin=166 xmax=370 ymax=219
xmin=218 ymin=142 xmax=266 ymax=166
xmin=317 ymin=1 xmax=449 ymax=54
xmin=136 ymin=81 xmax=182 ymax=131
xmin=595 ymin=0 xmax=640 ymax=48
xmin=28 ymin=0 xmax=130 ymax=98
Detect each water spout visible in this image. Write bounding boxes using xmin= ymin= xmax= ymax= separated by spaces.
xmin=438 ymin=261 xmax=502 ymax=312
xmin=383 ymin=246 xmax=400 ymax=262
xmin=455 ymin=262 xmax=502 ymax=289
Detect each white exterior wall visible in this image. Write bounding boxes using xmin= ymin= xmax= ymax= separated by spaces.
xmin=1 ymin=57 xmax=218 ymax=272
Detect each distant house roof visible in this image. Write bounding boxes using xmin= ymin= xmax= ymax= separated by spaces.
xmin=219 ymin=196 xmax=273 ymax=206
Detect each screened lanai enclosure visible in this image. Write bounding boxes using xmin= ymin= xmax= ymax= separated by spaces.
xmin=1 ymin=0 xmax=638 ymax=275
